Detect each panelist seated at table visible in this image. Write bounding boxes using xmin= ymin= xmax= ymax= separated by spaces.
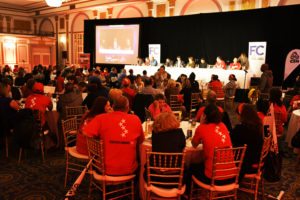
xmin=174 ymin=56 xmax=185 ymax=68
xmin=25 ymin=82 xmax=53 ymax=127
xmin=164 ymin=58 xmax=173 ymax=67
xmin=198 ymin=58 xmax=208 ymax=68
xmin=143 ymin=112 xmax=186 ymax=186
xmin=229 ymin=57 xmax=242 ymax=70
xmin=148 ymin=94 xmax=172 ymax=119
xmin=190 ymin=104 xmax=234 ymax=185
xmin=214 ymin=56 xmax=227 ymax=70
xmin=150 ymin=56 xmax=158 ymax=66
xmin=186 ymin=56 xmax=196 ymax=68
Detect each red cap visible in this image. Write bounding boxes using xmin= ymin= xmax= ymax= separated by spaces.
xmin=33 ymin=82 xmax=44 ymax=93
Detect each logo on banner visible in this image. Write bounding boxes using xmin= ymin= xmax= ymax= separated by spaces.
xmin=284 ymin=49 xmax=300 ymax=80
xmin=248 ymin=42 xmax=267 ymax=76
xmin=148 ymin=44 xmax=161 ymax=64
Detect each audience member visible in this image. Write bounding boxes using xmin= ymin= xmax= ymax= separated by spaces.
xmin=77 ymin=96 xmax=112 ymax=155
xmin=231 ymin=104 xmax=263 ymax=179
xmin=83 ymin=95 xmax=144 ymax=176
xmin=224 ymin=74 xmax=237 ymax=98
xmin=208 ymin=74 xmax=224 ymax=98
xmin=148 ymin=93 xmax=172 ymax=119
xmin=259 ymin=64 xmax=273 ymax=93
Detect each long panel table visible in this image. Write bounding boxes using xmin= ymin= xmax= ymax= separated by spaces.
xmin=125 ymin=65 xmax=250 ymax=88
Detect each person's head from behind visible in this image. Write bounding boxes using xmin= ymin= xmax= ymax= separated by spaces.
xmin=211 ymin=74 xmax=219 ymax=81
xmin=142 ymin=70 xmax=147 ymax=76
xmin=32 ymin=82 xmax=44 ymax=94
xmin=203 ymin=104 xmax=222 ymax=124
xmin=206 ymin=90 xmax=217 ymax=104
xmin=109 ymin=88 xmax=123 ymax=103
xmin=240 ymin=104 xmax=262 ymax=128
xmin=113 ymin=95 xmax=129 ymax=113
xmin=153 ymin=112 xmax=180 ymax=133
xmin=189 ymin=72 xmax=196 ymax=82
xmin=269 ymin=88 xmax=283 ymax=106
xmin=256 ymin=98 xmax=269 ymax=115
xmin=260 ymin=63 xmax=269 ymax=72
xmin=228 ymin=74 xmax=237 ymax=81
xmin=91 ymin=96 xmax=111 ymax=115
xmin=122 ymin=77 xmax=131 ymax=88
xmin=129 ymin=69 xmax=133 ymax=75
xmin=78 ymin=82 xmax=87 ymax=93
xmin=167 ymin=79 xmax=176 ymax=89
xmin=64 ymin=83 xmax=74 ymax=93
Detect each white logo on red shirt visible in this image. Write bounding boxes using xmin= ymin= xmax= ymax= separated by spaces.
xmin=119 ymin=119 xmax=128 ymax=138
xmin=30 ymin=97 xmax=37 ymax=108
xmin=215 ymin=126 xmax=227 ymax=144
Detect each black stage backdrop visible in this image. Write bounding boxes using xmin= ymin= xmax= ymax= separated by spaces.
xmin=84 ymin=5 xmax=300 ymax=87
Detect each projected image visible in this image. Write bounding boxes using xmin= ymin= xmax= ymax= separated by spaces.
xmin=95 ymin=24 xmax=139 ymax=64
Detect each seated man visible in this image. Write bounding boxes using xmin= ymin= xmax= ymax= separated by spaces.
xmin=25 ymin=82 xmax=53 ymax=127
xmin=148 ymin=93 xmax=172 ymax=119
xmin=83 ymin=95 xmax=144 ymax=176
xmin=195 ymin=90 xmax=223 ymax=122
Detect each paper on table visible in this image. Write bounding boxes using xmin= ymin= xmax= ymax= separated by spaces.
xmin=44 ymin=86 xmax=56 ymax=94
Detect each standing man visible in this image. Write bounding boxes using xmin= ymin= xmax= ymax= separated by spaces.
xmin=83 ymin=95 xmax=144 ymax=176
xmin=259 ymin=63 xmax=273 ymax=93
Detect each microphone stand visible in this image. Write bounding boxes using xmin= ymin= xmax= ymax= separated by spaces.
xmin=243 ymin=69 xmax=248 ymax=102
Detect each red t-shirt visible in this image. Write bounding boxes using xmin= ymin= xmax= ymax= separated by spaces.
xmin=148 ymin=102 xmax=172 ymax=119
xmin=195 ymin=106 xmax=224 ymax=122
xmin=229 ymin=63 xmax=241 ymax=70
xmin=257 ymin=112 xmax=265 ymax=123
xmin=215 ymin=61 xmax=226 ymax=69
xmin=192 ymin=122 xmax=233 ymax=179
xmin=83 ymin=111 xmax=144 ymax=175
xmin=273 ymin=104 xmax=287 ymax=136
xmin=208 ymin=81 xmax=224 ymax=98
xmin=56 ymin=76 xmax=65 ymax=93
xmin=25 ymin=93 xmax=52 ymax=125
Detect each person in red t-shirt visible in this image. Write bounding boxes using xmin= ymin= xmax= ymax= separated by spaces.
xmin=190 ymin=104 xmax=234 ymax=185
xmin=208 ymin=74 xmax=224 ymax=98
xmin=214 ymin=56 xmax=226 ymax=70
xmin=55 ymin=70 xmax=65 ymax=93
xmin=25 ymin=82 xmax=53 ymax=126
xmin=269 ymin=88 xmax=287 ymax=137
xmin=121 ymin=78 xmax=136 ymax=109
xmin=229 ymin=57 xmax=241 ymax=70
xmin=77 ymin=96 xmax=112 ymax=156
xmin=148 ymin=93 xmax=172 ymax=119
xmin=83 ymin=95 xmax=144 ymax=175
xmin=195 ymin=90 xmax=223 ymax=122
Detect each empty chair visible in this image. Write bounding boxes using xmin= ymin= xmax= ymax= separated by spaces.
xmin=86 ymin=137 xmax=135 ymax=200
xmin=144 ymin=149 xmax=187 ymax=199
xmin=61 ymin=117 xmax=89 ymax=187
xmin=190 ymin=145 xmax=247 ymax=200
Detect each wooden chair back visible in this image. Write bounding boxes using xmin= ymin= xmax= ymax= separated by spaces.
xmin=61 ymin=117 xmax=78 ymax=147
xmin=169 ymin=94 xmax=183 ymax=111
xmin=146 ymin=149 xmax=186 ymax=189
xmin=65 ymin=106 xmax=87 ymax=129
xmin=211 ymin=145 xmax=247 ymax=186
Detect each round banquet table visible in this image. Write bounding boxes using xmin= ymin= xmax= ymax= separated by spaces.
xmin=139 ymin=121 xmax=203 ymax=199
xmin=285 ymin=109 xmax=300 ymax=148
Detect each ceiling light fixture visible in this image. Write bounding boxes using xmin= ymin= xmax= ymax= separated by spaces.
xmin=45 ymin=0 xmax=63 ymax=7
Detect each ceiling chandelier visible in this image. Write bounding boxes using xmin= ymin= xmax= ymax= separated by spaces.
xmin=45 ymin=0 xmax=64 ymax=7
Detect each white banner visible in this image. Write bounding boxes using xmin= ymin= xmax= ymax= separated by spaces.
xmin=284 ymin=49 xmax=300 ymax=80
xmin=148 ymin=44 xmax=161 ymax=64
xmin=248 ymin=42 xmax=267 ymax=77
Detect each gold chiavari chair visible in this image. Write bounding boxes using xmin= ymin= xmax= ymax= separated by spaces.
xmin=62 ymin=117 xmax=89 ymax=187
xmin=86 ymin=137 xmax=135 ymax=200
xmin=144 ymin=149 xmax=187 ymax=200
xmin=65 ymin=106 xmax=87 ymax=129
xmin=239 ymin=135 xmax=272 ymax=200
xmin=190 ymin=145 xmax=247 ymax=200
xmin=190 ymin=93 xmax=201 ymax=118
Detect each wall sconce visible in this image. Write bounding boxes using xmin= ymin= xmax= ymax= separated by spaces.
xmin=60 ymin=35 xmax=66 ymax=44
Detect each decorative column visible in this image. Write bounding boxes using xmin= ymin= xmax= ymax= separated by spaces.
xmin=55 ymin=16 xmax=59 ymax=67
xmin=66 ymin=14 xmax=69 ymax=63
xmin=146 ymin=1 xmax=153 ymax=17
xmin=168 ymin=0 xmax=176 ymax=16
xmin=33 ymin=18 xmax=37 ymax=34
xmin=5 ymin=16 xmax=11 ymax=33
xmin=107 ymin=7 xmax=113 ymax=19
xmin=0 ymin=15 xmax=3 ymax=32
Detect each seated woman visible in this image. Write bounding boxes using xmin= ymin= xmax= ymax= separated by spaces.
xmin=77 ymin=96 xmax=112 ymax=155
xmin=144 ymin=112 xmax=186 ymax=186
xmin=191 ymin=104 xmax=233 ymax=185
xmin=231 ymin=104 xmax=263 ymax=179
xmin=186 ymin=56 xmax=196 ymax=68
xmin=224 ymin=74 xmax=237 ymax=99
xmin=208 ymin=74 xmax=224 ymax=99
xmin=269 ymin=88 xmax=287 ymax=138
xmin=148 ymin=93 xmax=172 ymax=119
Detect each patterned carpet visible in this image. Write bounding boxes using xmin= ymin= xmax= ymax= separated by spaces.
xmin=0 ymin=108 xmax=300 ymax=199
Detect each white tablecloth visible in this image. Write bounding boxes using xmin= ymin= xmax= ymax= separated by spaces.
xmin=139 ymin=121 xmax=203 ymax=199
xmin=285 ymin=109 xmax=300 ymax=148
xmin=125 ymin=65 xmax=249 ymax=88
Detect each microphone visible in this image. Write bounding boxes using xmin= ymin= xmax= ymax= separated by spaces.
xmin=244 ymin=69 xmax=248 ymax=73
